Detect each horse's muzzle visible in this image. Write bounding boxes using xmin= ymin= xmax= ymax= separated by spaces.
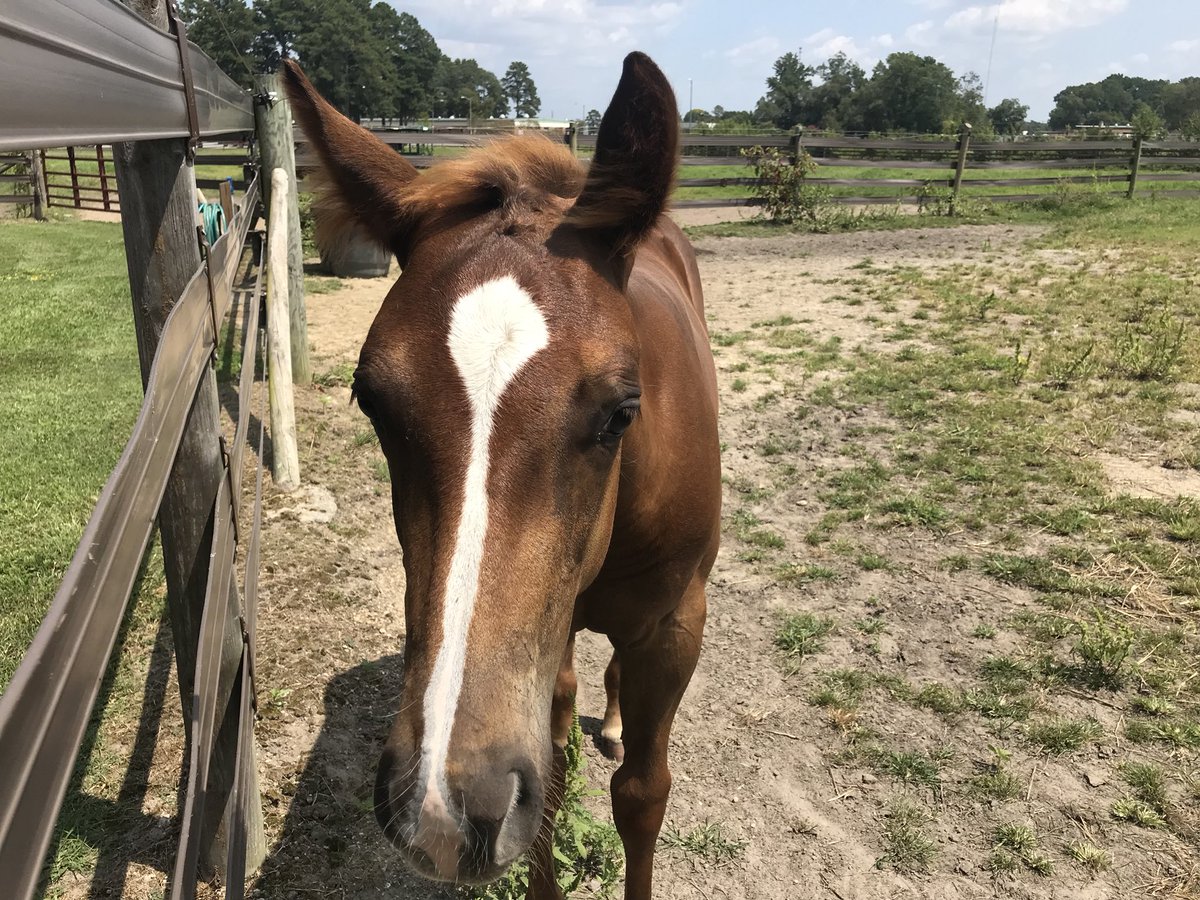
xmin=374 ymin=745 xmax=544 ymax=883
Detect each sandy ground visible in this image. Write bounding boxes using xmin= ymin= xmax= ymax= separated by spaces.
xmin=187 ymin=221 xmax=1197 ymax=900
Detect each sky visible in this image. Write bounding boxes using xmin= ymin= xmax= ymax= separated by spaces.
xmin=384 ymin=0 xmax=1200 ymax=122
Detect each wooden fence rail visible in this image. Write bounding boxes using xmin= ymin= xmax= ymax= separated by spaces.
xmin=287 ymin=128 xmax=1200 ymax=210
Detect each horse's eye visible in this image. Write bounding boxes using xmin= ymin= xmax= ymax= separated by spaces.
xmin=599 ymin=401 xmax=639 ymax=444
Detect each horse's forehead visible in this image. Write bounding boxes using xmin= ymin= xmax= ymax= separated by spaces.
xmin=363 ymin=261 xmax=627 ymax=390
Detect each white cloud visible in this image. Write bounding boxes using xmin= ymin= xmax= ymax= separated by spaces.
xmin=1130 ymin=52 xmax=1149 ymax=64
xmin=723 ymin=36 xmax=782 ymax=67
xmin=905 ymin=20 xmax=937 ymax=45
xmin=1169 ymin=38 xmax=1200 ymax=53
xmin=943 ymin=0 xmax=1128 ymax=38
xmin=390 ymin=0 xmax=686 ymax=69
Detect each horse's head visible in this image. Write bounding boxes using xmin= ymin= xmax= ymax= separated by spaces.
xmin=284 ymin=52 xmax=679 ymax=882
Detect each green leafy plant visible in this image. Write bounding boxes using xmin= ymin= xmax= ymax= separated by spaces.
xmin=471 ymin=717 xmax=622 ymax=899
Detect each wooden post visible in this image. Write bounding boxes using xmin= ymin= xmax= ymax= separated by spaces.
xmin=1127 ymin=136 xmax=1143 ymax=199
xmin=218 ymin=179 xmax=234 ymax=229
xmin=112 ymin=0 xmax=264 ymax=883
xmin=790 ymin=128 xmax=803 ymax=167
xmin=67 ymin=146 xmax=80 ymax=208
xmin=950 ymin=122 xmax=973 ymax=214
xmin=30 ymin=150 xmax=47 ymax=222
xmin=97 ymin=145 xmax=112 ymax=212
xmin=253 ymin=74 xmax=311 ymax=385
xmin=567 ymin=122 xmax=579 ymax=157
xmin=267 ymin=168 xmax=301 ymax=491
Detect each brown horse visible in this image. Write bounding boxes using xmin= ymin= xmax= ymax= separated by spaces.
xmin=283 ymin=51 xmax=720 ymax=899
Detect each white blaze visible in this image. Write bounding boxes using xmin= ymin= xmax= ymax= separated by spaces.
xmin=413 ymin=275 xmax=549 ymax=867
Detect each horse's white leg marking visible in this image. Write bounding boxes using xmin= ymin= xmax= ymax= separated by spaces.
xmin=412 ymin=275 xmax=549 ymax=875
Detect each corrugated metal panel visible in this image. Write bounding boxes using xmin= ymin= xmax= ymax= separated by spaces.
xmin=0 ymin=0 xmax=252 ymax=152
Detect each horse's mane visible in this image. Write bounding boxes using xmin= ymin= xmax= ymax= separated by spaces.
xmin=311 ymin=134 xmax=587 ymax=255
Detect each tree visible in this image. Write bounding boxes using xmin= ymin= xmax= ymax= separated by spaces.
xmin=434 ymin=57 xmax=507 ymax=119
xmin=180 ymin=0 xmax=269 ymax=88
xmin=1131 ymin=103 xmax=1165 ymax=140
xmin=808 ymin=52 xmax=866 ymax=131
xmin=756 ymin=50 xmax=815 ymax=130
xmin=1049 ymin=74 xmax=1170 ymax=129
xmin=258 ymin=0 xmax=389 ymax=120
xmin=988 ymin=98 xmax=1029 ymax=136
xmin=1183 ymin=111 xmax=1200 ymax=142
xmin=501 ymin=61 xmax=541 ymax=118
xmin=584 ymin=109 xmax=603 ymax=132
xmin=369 ymin=4 xmax=441 ymax=122
xmin=954 ymin=72 xmax=988 ymax=131
xmin=683 ymin=108 xmax=713 ymax=124
xmin=1162 ymin=77 xmax=1200 ymax=130
xmin=856 ymin=52 xmax=959 ymax=134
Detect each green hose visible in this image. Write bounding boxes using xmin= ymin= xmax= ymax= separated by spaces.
xmin=198 ymin=200 xmax=226 ymax=245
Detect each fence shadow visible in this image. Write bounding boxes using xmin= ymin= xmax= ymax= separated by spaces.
xmin=251 ymin=654 xmax=456 ymax=900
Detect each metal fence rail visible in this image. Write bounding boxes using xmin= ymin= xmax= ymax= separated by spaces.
xmin=0 ymin=173 xmax=261 ymax=900
xmin=0 ymin=0 xmax=252 ymax=152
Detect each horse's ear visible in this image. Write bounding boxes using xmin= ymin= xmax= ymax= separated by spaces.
xmin=568 ymin=52 xmax=679 ymax=283
xmin=281 ymin=60 xmax=418 ymax=258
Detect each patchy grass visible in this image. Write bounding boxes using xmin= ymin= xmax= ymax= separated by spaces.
xmin=775 ymin=614 xmax=835 ymax=672
xmin=877 ymin=798 xmax=936 ymax=873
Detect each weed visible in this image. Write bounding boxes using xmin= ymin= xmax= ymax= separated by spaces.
xmin=980 ymin=656 xmax=1034 ymax=692
xmin=1111 ymin=310 xmax=1186 ymax=381
xmin=877 ymin=798 xmax=936 ymax=873
xmin=731 ymin=378 xmax=748 ymax=393
xmin=1120 ymin=761 xmax=1167 ymax=812
xmin=879 ymin=751 xmax=941 ymax=790
xmin=775 ymin=562 xmax=839 ymax=585
xmin=1064 ymin=841 xmax=1110 ymax=874
xmin=1131 ymin=695 xmax=1175 ymax=716
xmin=857 ymin=552 xmax=892 ymax=571
xmin=1110 ymin=797 xmax=1167 ymax=829
xmin=1072 ymin=615 xmax=1134 ymax=689
xmin=854 ymin=618 xmax=887 ymax=635
xmin=1024 ymin=718 xmax=1102 ymax=755
xmin=972 ymin=623 xmax=997 ymax=639
xmin=775 ymin=614 xmax=835 ymax=671
xmin=810 ymin=669 xmax=870 ymax=710
xmin=730 ymin=509 xmax=786 ymax=551
xmin=991 ymin=823 xmax=1053 ymax=876
xmin=915 ymin=683 xmax=964 ymax=716
xmin=660 ymin=821 xmax=747 ymax=869
xmin=972 ymin=769 xmax=1022 ymax=801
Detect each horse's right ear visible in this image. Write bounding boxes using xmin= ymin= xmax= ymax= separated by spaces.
xmin=567 ymin=52 xmax=679 ymax=286
xmin=281 ymin=60 xmax=418 ymax=258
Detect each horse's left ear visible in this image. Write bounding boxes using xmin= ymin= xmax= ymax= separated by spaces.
xmin=568 ymin=52 xmax=679 ymax=284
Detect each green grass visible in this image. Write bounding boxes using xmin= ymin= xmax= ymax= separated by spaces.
xmin=877 ymin=798 xmax=936 ymax=873
xmin=0 ymin=220 xmax=149 ymax=689
xmin=775 ymin=613 xmax=835 ymax=671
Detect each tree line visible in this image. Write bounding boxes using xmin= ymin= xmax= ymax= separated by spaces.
xmin=181 ymin=0 xmax=540 ymax=121
xmin=687 ymin=48 xmax=1200 ymax=138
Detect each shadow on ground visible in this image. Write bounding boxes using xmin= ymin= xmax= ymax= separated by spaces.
xmin=251 ymin=654 xmax=457 ymax=899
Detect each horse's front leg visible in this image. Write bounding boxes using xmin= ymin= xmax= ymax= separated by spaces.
xmin=610 ymin=580 xmax=705 ymax=900
xmin=526 ymin=635 xmax=577 ymax=900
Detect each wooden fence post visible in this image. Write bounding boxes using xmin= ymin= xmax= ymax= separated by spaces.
xmin=253 ymin=74 xmax=311 ymax=386
xmin=951 ymin=122 xmax=973 ymax=213
xmin=30 ymin=149 xmax=47 ymax=221
xmin=567 ymin=122 xmax=579 ymax=157
xmin=790 ymin=127 xmax=803 ymax=167
xmin=112 ymin=0 xmax=264 ymax=883
xmin=268 ymin=168 xmax=301 ymax=491
xmin=1127 ymin=136 xmax=1143 ymax=199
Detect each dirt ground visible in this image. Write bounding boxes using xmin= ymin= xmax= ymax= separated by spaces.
xmin=187 ymin=220 xmax=1198 ymax=900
